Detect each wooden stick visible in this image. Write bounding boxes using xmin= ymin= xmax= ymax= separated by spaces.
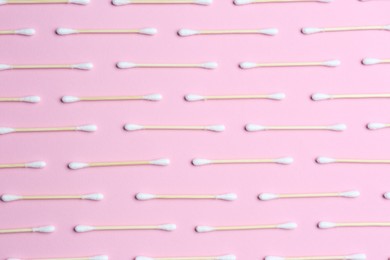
xmin=68 ymin=158 xmax=169 ymax=169
xmin=240 ymin=60 xmax=339 ymax=68
xmin=62 ymin=94 xmax=162 ymax=103
xmin=192 ymin=157 xmax=293 ymax=166
xmin=250 ymin=0 xmax=326 ymax=2
xmin=245 ymin=124 xmax=346 ymax=131
xmin=267 ymin=254 xmax=366 ymax=260
xmin=331 ymin=94 xmax=390 ymax=99
xmin=137 ymin=256 xmax=234 ymax=260
xmin=0 ymin=125 xmax=96 ymax=134
xmin=0 ymin=63 xmax=92 ymax=70
xmin=0 ymin=225 xmax=54 ymax=234
xmin=320 ymin=221 xmax=390 ymax=228
xmin=114 ymin=0 xmax=209 ymax=4
xmin=136 ymin=192 xmax=237 ymax=201
xmin=124 ymin=124 xmax=225 ymax=132
xmin=117 ymin=61 xmax=217 ymax=69
xmin=1 ymin=193 xmax=103 ymax=202
xmin=206 ymin=94 xmax=271 ymax=99
xmin=0 ymin=161 xmax=45 ymax=169
xmin=75 ymin=223 xmax=176 ymax=232
xmin=334 ymin=159 xmax=390 ymax=164
xmin=10 ymin=256 xmax=107 ymax=260
xmin=0 ymin=163 xmax=25 ymax=169
xmin=56 ymin=28 xmax=157 ymax=36
xmin=0 ymin=97 xmax=22 ymax=102
xmin=196 ymin=222 xmax=297 ymax=232
xmin=2 ymin=0 xmax=87 ymax=4
xmin=259 ymin=191 xmax=359 ymax=201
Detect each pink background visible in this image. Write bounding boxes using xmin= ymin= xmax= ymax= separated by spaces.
xmin=2 ymin=0 xmax=390 ymax=259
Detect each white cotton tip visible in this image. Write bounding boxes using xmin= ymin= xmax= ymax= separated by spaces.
xmin=185 ymin=94 xmax=205 ymax=101
xmin=116 ymin=62 xmax=137 ymax=69
xmin=367 ymin=123 xmax=387 ymax=130
xmin=25 ymin=161 xmax=46 ymax=168
xmin=217 ymin=255 xmax=236 ymax=260
xmin=258 ymin=193 xmax=278 ymax=201
xmin=112 ymin=0 xmax=130 ymax=5
xmin=68 ymin=162 xmax=89 ymax=170
xmin=259 ymin=28 xmax=278 ymax=36
xmin=340 ymin=190 xmax=360 ymax=198
xmin=195 ymin=225 xmax=215 ymax=232
xmin=72 ymin=63 xmax=93 ymax=70
xmin=82 ymin=193 xmax=104 ymax=201
xmin=159 ymin=224 xmax=176 ymax=231
xmin=124 ymin=124 xmax=144 ymax=131
xmin=233 ymin=0 xmax=253 ymax=5
xmin=139 ymin=28 xmax=158 ymax=35
xmin=21 ymin=96 xmax=40 ymax=103
xmin=318 ymin=221 xmax=336 ymax=229
xmin=15 ymin=28 xmax=36 ymax=36
xmin=76 ymin=124 xmax=97 ymax=132
xmin=301 ymin=27 xmax=323 ymax=35
xmin=0 ymin=127 xmax=15 ymax=134
xmin=245 ymin=124 xmax=266 ymax=132
xmin=69 ymin=0 xmax=90 ymax=4
xmin=56 ymin=28 xmax=78 ymax=35
xmin=61 ymin=96 xmax=80 ymax=103
xmin=384 ymin=192 xmax=390 ymax=199
xmin=149 ymin=158 xmax=170 ymax=166
xmin=143 ymin=94 xmax=162 ymax=101
xmin=135 ymin=257 xmax=154 ymax=260
xmin=192 ymin=158 xmax=211 ymax=166
xmin=201 ymin=62 xmax=218 ymax=69
xmin=136 ymin=193 xmax=156 ymax=200
xmin=89 ymin=255 xmax=108 ymax=260
xmin=323 ymin=60 xmax=341 ymax=67
xmin=239 ymin=62 xmax=257 ymax=69
xmin=276 ymin=157 xmax=294 ymax=165
xmin=194 ymin=0 xmax=212 ymax=5
xmin=205 ymin=125 xmax=225 ymax=132
xmin=178 ymin=29 xmax=198 ymax=37
xmin=265 ymin=257 xmax=285 ymax=260
xmin=277 ymin=222 xmax=297 ymax=230
xmin=316 ymin=157 xmax=336 ymax=164
xmin=32 ymin=225 xmax=55 ymax=233
xmin=0 ymin=0 xmax=6 ymax=4
xmin=268 ymin=93 xmax=286 ymax=100
xmin=75 ymin=225 xmax=95 ymax=232
xmin=216 ymin=193 xmax=238 ymax=201
xmin=0 ymin=64 xmax=12 ymax=70
xmin=1 ymin=194 xmax=22 ymax=202
xmin=311 ymin=93 xmax=331 ymax=101
xmin=346 ymin=254 xmax=366 ymax=260
xmin=328 ymin=123 xmax=347 ymax=131
xmin=362 ymin=58 xmax=381 ymax=65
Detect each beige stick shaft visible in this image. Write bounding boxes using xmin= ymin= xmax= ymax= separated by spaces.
xmin=19 ymin=195 xmax=84 ymax=200
xmin=332 ymin=94 xmax=390 ymax=99
xmin=252 ymin=0 xmax=322 ymax=2
xmin=0 ymin=97 xmax=21 ymax=102
xmin=76 ymin=29 xmax=141 ymax=34
xmin=262 ymin=126 xmax=331 ymax=130
xmin=0 ymin=163 xmax=26 ymax=169
xmin=205 ymin=95 xmax=270 ymax=100
xmin=94 ymin=225 xmax=159 ymax=230
xmin=335 ymin=159 xmax=390 ymax=164
xmin=11 ymin=64 xmax=73 ymax=69
xmin=26 ymin=258 xmax=94 ymax=260
xmin=197 ymin=29 xmax=263 ymax=34
xmin=278 ymin=193 xmax=339 ymax=198
xmin=0 ymin=31 xmax=16 ymax=34
xmin=79 ymin=96 xmax=144 ymax=101
xmin=142 ymin=126 xmax=207 ymax=130
xmin=88 ymin=161 xmax=150 ymax=167
xmin=6 ymin=0 xmax=69 ymax=3
xmin=0 ymin=228 xmax=32 ymax=234
xmin=156 ymin=195 xmax=216 ymax=199
xmin=285 ymin=257 xmax=350 ymax=260
xmin=254 ymin=61 xmax=325 ymax=67
xmin=153 ymin=257 xmax=221 ymax=260
xmin=214 ymin=225 xmax=278 ymax=231
xmin=323 ymin=26 xmax=384 ymax=32
xmin=211 ymin=159 xmax=277 ymax=164
xmin=14 ymin=127 xmax=76 ymax=132
xmin=336 ymin=222 xmax=390 ymax=227
xmin=135 ymin=64 xmax=202 ymax=68
xmin=123 ymin=0 xmax=197 ymax=3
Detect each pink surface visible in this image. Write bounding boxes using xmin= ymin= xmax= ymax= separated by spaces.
xmin=2 ymin=0 xmax=390 ymax=259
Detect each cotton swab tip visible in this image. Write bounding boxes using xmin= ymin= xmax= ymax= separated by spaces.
xmin=32 ymin=225 xmax=55 ymax=233
xmin=245 ymin=124 xmax=266 ymax=132
xmin=323 ymin=60 xmax=341 ymax=67
xmin=328 ymin=123 xmax=347 ymax=131
xmin=15 ymin=28 xmax=36 ymax=36
xmin=205 ymin=125 xmax=225 ymax=132
xmin=21 ymin=96 xmax=41 ymax=103
xmin=362 ymin=58 xmax=381 ymax=65
xmin=195 ymin=0 xmax=212 ymax=5
xmin=318 ymin=221 xmax=336 ymax=229
xmin=56 ymin=28 xmax=78 ymax=35
xmin=159 ymin=224 xmax=176 ymax=231
xmin=143 ymin=94 xmax=162 ymax=101
xmin=384 ymin=192 xmax=390 ymax=199
xmin=150 ymin=158 xmax=170 ymax=166
xmin=347 ymin=254 xmax=366 ymax=260
xmin=216 ymin=193 xmax=238 ymax=201
xmin=367 ymin=123 xmax=387 ymax=130
xmin=90 ymin=255 xmax=109 ymax=260
xmin=75 ymin=225 xmax=95 ymax=232
xmin=258 ymin=193 xmax=278 ymax=201
xmin=0 ymin=64 xmax=12 ymax=70
xmin=62 ymin=96 xmax=80 ymax=103
xmin=25 ymin=161 xmax=46 ymax=168
xmin=185 ymin=94 xmax=205 ymax=101
xmin=76 ymin=124 xmax=97 ymax=132
xmin=112 ymin=0 xmax=130 ymax=5
xmin=69 ymin=0 xmax=90 ymax=4
xmin=239 ymin=62 xmax=257 ymax=69
xmin=124 ymin=124 xmax=144 ymax=131
xmin=233 ymin=0 xmax=253 ymax=5
xmin=178 ymin=29 xmax=198 ymax=36
xmin=268 ymin=93 xmax=286 ymax=100
xmin=1 ymin=194 xmax=22 ymax=202
xmin=340 ymin=190 xmax=360 ymax=198
xmin=217 ymin=255 xmax=236 ymax=260
xmin=276 ymin=157 xmax=294 ymax=165
xmin=136 ymin=193 xmax=156 ymax=200
xmin=0 ymin=127 xmax=15 ymax=134
xmin=265 ymin=257 xmax=285 ymax=260
xmin=260 ymin=28 xmax=279 ymax=36
xmin=68 ymin=162 xmax=89 ymax=170
xmin=301 ymin=27 xmax=323 ymax=35
xmin=195 ymin=225 xmax=215 ymax=232
xmin=192 ymin=158 xmax=211 ymax=166
xmin=201 ymin=62 xmax=218 ymax=69
xmin=277 ymin=222 xmax=297 ymax=230
xmin=139 ymin=28 xmax=158 ymax=35
xmin=311 ymin=93 xmax=331 ymax=101
xmin=72 ymin=63 xmax=93 ymax=70
xmin=316 ymin=157 xmax=336 ymax=164
xmin=82 ymin=193 xmax=104 ymax=201
xmin=116 ymin=62 xmax=137 ymax=69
